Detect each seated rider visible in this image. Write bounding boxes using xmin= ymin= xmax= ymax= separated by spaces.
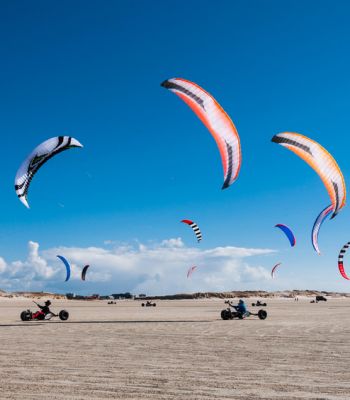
xmin=235 ymin=299 xmax=247 ymax=316
xmin=226 ymin=299 xmax=247 ymax=317
xmin=33 ymin=300 xmax=57 ymax=319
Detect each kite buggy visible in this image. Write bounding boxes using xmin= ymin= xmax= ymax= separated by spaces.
xmin=142 ymin=301 xmax=156 ymax=307
xmin=20 ymin=300 xmax=69 ymax=321
xmin=251 ymin=300 xmax=267 ymax=307
xmin=221 ymin=300 xmax=267 ymax=320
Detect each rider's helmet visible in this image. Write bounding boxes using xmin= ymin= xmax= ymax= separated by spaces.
xmin=45 ymin=300 xmax=51 ymax=306
xmin=238 ymin=299 xmax=244 ymax=304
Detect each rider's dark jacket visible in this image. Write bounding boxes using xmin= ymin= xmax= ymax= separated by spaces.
xmin=38 ymin=304 xmax=51 ymax=314
xmin=236 ymin=302 xmax=247 ymax=314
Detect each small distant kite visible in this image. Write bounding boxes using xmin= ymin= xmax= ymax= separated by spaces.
xmin=57 ymin=255 xmax=71 ymax=282
xmin=181 ymin=219 xmax=202 ymax=242
xmin=81 ymin=265 xmax=90 ymax=281
xmin=311 ymin=205 xmax=333 ymax=254
xmin=187 ymin=266 xmax=197 ymax=278
xmin=162 ymin=78 xmax=241 ymax=189
xmin=338 ymin=243 xmax=350 ymax=280
xmin=275 ymin=224 xmax=296 ymax=247
xmin=271 ymin=263 xmax=282 ymax=279
xmin=15 ymin=136 xmax=83 ymax=208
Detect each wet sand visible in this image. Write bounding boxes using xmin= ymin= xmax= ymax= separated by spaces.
xmin=0 ymin=298 xmax=349 ymax=399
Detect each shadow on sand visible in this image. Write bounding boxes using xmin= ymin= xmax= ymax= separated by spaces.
xmin=0 ymin=319 xmax=213 ymax=327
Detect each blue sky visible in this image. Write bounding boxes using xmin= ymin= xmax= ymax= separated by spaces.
xmin=1 ymin=0 xmax=350 ymax=294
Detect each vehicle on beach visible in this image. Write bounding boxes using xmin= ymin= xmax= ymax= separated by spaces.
xmin=142 ymin=301 xmax=156 ymax=307
xmin=251 ymin=300 xmax=267 ymax=307
xmin=108 ymin=301 xmax=116 ymax=304
xmin=20 ymin=301 xmax=69 ymax=321
xmin=311 ymin=296 xmax=327 ymax=303
xmin=221 ymin=300 xmax=267 ymax=320
xmin=20 ymin=308 xmax=69 ymax=321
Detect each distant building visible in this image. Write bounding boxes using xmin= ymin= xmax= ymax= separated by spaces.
xmin=111 ymin=292 xmax=133 ymax=299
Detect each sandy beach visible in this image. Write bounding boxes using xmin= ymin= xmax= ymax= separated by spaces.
xmin=0 ymin=298 xmax=349 ymax=399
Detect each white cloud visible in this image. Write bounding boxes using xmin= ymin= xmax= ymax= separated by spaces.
xmin=0 ymin=241 xmax=57 ymax=291
xmin=161 ymin=238 xmax=184 ymax=248
xmin=0 ymin=239 xmax=275 ymax=294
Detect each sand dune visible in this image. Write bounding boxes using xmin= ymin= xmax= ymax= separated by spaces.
xmin=0 ymin=298 xmax=349 ymax=399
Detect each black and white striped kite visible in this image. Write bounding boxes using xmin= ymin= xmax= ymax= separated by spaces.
xmin=338 ymin=242 xmax=350 ymax=280
xmin=181 ymin=219 xmax=202 ymax=242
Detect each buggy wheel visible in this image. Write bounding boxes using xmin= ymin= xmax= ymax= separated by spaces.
xmin=221 ymin=309 xmax=231 ymax=320
xmin=20 ymin=310 xmax=31 ymax=321
xmin=59 ymin=310 xmax=69 ymax=321
xmin=258 ymin=310 xmax=267 ymax=320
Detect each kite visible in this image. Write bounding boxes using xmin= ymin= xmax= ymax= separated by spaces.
xmin=272 ymin=132 xmax=346 ymax=219
xmin=57 ymin=255 xmax=71 ymax=282
xmin=187 ymin=265 xmax=197 ymax=278
xmin=275 ymin=224 xmax=296 ymax=247
xmin=15 ymin=136 xmax=83 ymax=208
xmin=162 ymin=78 xmax=241 ymax=189
xmin=181 ymin=219 xmax=202 ymax=242
xmin=81 ymin=265 xmax=90 ymax=281
xmin=338 ymin=243 xmax=350 ymax=280
xmin=311 ymin=205 xmax=333 ymax=254
xmin=271 ymin=263 xmax=282 ymax=279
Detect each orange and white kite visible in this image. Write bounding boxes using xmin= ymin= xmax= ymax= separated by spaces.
xmin=272 ymin=132 xmax=346 ymax=219
xmin=162 ymin=78 xmax=241 ymax=189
